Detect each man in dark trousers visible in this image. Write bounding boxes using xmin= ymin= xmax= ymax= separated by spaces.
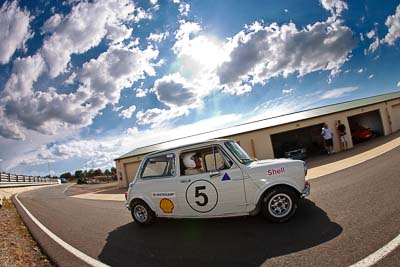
xmin=321 ymin=123 xmax=334 ymax=155
xmin=336 ymin=120 xmax=348 ymax=151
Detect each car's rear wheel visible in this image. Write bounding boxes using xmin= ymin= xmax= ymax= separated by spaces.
xmin=261 ymin=187 xmax=298 ymax=223
xmin=131 ymin=200 xmax=155 ymax=226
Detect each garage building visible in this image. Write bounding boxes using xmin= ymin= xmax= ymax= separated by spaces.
xmin=115 ymin=92 xmax=400 ymax=188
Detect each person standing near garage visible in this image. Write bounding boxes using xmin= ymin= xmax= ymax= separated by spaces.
xmin=321 ymin=123 xmax=334 ymax=155
xmin=336 ymin=120 xmax=348 ymax=151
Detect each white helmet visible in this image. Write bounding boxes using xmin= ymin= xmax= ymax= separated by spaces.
xmin=183 ymin=152 xmax=196 ymax=168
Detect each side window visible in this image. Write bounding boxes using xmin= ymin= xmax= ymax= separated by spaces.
xmin=206 ymin=147 xmax=233 ymax=171
xmin=141 ymin=154 xmax=175 ymax=179
xmin=181 ymin=146 xmax=233 ymax=176
xmin=180 ymin=149 xmax=208 ymax=176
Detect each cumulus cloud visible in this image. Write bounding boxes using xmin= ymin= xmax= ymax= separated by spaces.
xmin=41 ymin=0 xmax=137 ymax=78
xmin=0 ymin=109 xmax=25 ymax=140
xmin=147 ymin=32 xmax=169 ymax=42
xmin=78 ymin=44 xmax=158 ymax=103
xmin=119 ymin=105 xmax=137 ymax=119
xmin=366 ymin=30 xmax=375 ymax=39
xmin=112 ymin=105 xmax=123 ymax=112
xmin=0 ymin=0 xmax=159 ymax=140
xmin=125 ymin=127 xmax=139 ymax=135
xmin=320 ymin=86 xmax=358 ymax=99
xmin=3 ymin=54 xmax=45 ymax=98
xmin=178 ymin=2 xmax=190 ymax=16
xmin=136 ymin=21 xmax=227 ymax=127
xmin=363 ymin=27 xmax=381 ymax=54
xmin=135 ymin=88 xmax=149 ymax=98
xmin=383 ymin=5 xmax=400 ymax=45
xmin=217 ymin=19 xmax=356 ymax=94
xmin=0 ymin=1 xmax=32 ymax=64
xmin=18 ymin=139 xmax=122 ymax=169
xmin=136 ymin=107 xmax=189 ymax=127
xmin=320 ymin=0 xmax=348 ymax=17
xmin=139 ymin=10 xmax=357 ymax=126
xmin=397 ymin=81 xmax=400 ymax=87
xmin=368 ymin=74 xmax=374 ymax=79
xmin=1 ymin=43 xmax=158 ymax=136
xmin=151 ymin=73 xmax=200 ymax=107
xmin=175 ymin=20 xmax=201 ymax=40
xmin=282 ymin=88 xmax=293 ymax=95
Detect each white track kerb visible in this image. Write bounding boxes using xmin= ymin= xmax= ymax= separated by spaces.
xmin=349 ymin=234 xmax=400 ymax=267
xmin=15 ymin=193 xmax=109 ymax=267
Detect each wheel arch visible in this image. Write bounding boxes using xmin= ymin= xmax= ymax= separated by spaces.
xmin=129 ymin=196 xmax=156 ymax=213
xmin=254 ymin=182 xmax=301 ymax=212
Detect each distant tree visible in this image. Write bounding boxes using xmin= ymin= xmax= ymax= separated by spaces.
xmin=75 ymin=170 xmax=84 ymax=179
xmin=60 ymin=172 xmax=72 ymax=179
xmin=110 ymin=166 xmax=117 ymax=181
xmin=94 ymin=168 xmax=103 ymax=176
xmin=104 ymin=169 xmax=111 ymax=176
xmin=83 ymin=170 xmax=88 ymax=178
xmin=88 ymin=169 xmax=95 ymax=177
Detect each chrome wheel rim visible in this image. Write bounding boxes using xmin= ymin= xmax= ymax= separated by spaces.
xmin=268 ymin=193 xmax=292 ymax=218
xmin=133 ymin=204 xmax=148 ymax=223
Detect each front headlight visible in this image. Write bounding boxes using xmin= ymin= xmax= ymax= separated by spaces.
xmin=303 ymin=161 xmax=308 ymax=176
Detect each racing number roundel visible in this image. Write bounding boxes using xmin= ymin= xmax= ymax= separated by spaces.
xmin=185 ymin=179 xmax=218 ymax=213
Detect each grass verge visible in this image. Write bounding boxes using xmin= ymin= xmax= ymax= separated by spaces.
xmin=0 ymin=197 xmax=52 ymax=267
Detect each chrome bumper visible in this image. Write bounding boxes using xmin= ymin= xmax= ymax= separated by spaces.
xmin=301 ymin=182 xmax=310 ymax=198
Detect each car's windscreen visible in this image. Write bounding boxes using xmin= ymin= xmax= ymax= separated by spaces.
xmin=225 ymin=141 xmax=253 ymax=164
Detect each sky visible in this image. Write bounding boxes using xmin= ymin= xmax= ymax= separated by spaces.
xmin=0 ymin=0 xmax=399 ymax=176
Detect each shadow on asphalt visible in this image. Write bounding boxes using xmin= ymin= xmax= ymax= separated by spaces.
xmin=98 ymin=200 xmax=342 ymax=267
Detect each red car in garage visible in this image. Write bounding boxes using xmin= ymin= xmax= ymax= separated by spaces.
xmin=351 ymin=125 xmax=376 ymax=143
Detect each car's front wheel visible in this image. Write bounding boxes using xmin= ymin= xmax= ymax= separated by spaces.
xmin=131 ymin=200 xmax=155 ymax=226
xmin=261 ymin=187 xmax=298 ymax=223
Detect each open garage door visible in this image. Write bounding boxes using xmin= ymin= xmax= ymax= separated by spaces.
xmin=271 ymin=123 xmax=325 ymax=159
xmin=348 ymin=110 xmax=383 ymax=144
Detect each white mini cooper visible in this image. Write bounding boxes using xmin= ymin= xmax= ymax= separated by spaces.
xmin=125 ymin=139 xmax=310 ymax=226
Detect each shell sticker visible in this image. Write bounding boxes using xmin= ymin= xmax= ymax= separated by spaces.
xmin=160 ymin=198 xmax=174 ymax=213
xmin=267 ymin=167 xmax=285 ymax=176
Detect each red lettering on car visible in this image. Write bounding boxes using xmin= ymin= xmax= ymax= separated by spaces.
xmin=267 ymin=167 xmax=285 ymax=176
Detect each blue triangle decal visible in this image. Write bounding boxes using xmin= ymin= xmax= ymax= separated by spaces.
xmin=221 ymin=173 xmax=231 ymax=181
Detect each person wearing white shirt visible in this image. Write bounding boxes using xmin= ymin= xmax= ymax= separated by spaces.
xmin=321 ymin=123 xmax=334 ymax=155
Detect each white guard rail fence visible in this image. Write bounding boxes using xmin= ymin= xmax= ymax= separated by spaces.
xmin=0 ymin=172 xmax=58 ymax=184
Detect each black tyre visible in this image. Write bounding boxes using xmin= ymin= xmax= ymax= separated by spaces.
xmin=261 ymin=187 xmax=298 ymax=223
xmin=131 ymin=200 xmax=155 ymax=226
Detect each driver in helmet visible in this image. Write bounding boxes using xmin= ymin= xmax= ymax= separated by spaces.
xmin=183 ymin=152 xmax=203 ymax=175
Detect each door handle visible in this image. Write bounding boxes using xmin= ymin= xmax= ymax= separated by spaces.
xmin=180 ymin=179 xmax=191 ymax=183
xmin=209 ymin=171 xmax=220 ymax=178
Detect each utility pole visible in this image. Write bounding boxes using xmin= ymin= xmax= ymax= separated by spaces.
xmin=47 ymin=161 xmax=51 ymax=178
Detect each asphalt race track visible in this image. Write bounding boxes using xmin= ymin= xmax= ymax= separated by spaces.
xmin=15 ymin=146 xmax=400 ymax=267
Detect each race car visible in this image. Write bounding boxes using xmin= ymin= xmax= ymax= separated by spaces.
xmin=125 ymin=139 xmax=310 ymax=226
xmin=351 ymin=125 xmax=376 ymax=144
